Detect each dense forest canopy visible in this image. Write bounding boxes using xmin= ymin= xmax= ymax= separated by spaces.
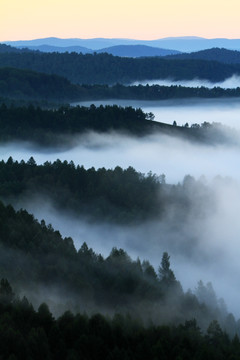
xmin=0 ymin=51 xmax=239 ymax=84
xmin=0 ymin=158 xmax=214 ymax=223
xmin=0 ymin=158 xmax=162 ymax=223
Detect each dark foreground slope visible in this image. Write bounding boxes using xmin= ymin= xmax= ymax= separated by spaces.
xmin=1 ymin=282 xmax=240 ymax=360
xmin=0 ymin=284 xmax=240 ymax=360
xmin=0 ymin=200 xmax=238 ymax=336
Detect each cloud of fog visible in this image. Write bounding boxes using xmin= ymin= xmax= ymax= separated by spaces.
xmin=130 ymin=75 xmax=240 ymax=89
xmin=1 ymin=130 xmax=240 ymax=183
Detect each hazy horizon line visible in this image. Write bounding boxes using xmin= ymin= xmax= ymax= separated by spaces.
xmin=2 ymin=35 xmax=240 ymax=43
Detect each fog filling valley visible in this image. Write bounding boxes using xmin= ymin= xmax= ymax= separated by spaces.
xmin=2 ymin=131 xmax=240 ymax=183
xmin=2 ymin=99 xmax=240 ymax=317
xmin=131 ymin=75 xmax=240 ymax=89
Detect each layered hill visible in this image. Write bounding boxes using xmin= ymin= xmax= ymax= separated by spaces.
xmin=1 ymin=67 xmax=240 ymax=105
xmin=96 ymin=45 xmax=180 ymax=57
xmin=167 ymin=47 xmax=240 ymax=64
xmin=4 ymin=36 xmax=240 ymax=52
xmin=0 ymin=67 xmax=82 ymax=102
xmin=0 ymin=43 xmax=179 ymax=57
xmin=0 ymin=104 xmax=237 ymax=148
xmin=0 ymin=51 xmax=239 ymax=84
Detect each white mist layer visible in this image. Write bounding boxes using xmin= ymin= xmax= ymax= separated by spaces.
xmin=74 ymin=98 xmax=240 ymax=128
xmin=130 ymin=75 xmax=240 ymax=89
xmin=1 ymin=132 xmax=240 ymax=183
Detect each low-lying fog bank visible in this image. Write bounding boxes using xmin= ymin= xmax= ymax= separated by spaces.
xmin=130 ymin=75 xmax=240 ymax=89
xmin=1 ymin=132 xmax=240 ymax=183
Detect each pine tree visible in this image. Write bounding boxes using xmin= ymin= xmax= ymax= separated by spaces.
xmin=158 ymin=252 xmax=176 ymax=286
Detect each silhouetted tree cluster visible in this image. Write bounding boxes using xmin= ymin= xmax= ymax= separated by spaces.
xmin=0 ymin=104 xmax=155 ymax=144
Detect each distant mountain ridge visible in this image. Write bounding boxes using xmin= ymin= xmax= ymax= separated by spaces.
xmin=5 ymin=44 xmax=238 ymax=63
xmin=167 ymin=48 xmax=240 ymax=64
xmin=96 ymin=45 xmax=180 ymax=57
xmin=3 ymin=36 xmax=240 ymax=52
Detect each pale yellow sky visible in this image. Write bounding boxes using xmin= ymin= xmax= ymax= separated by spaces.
xmin=1 ymin=0 xmax=240 ymax=41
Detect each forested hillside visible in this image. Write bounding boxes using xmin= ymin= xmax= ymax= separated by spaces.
xmin=0 ymin=200 xmax=238 ymax=339
xmin=0 ymin=158 xmax=162 ymax=222
xmin=1 ymin=67 xmax=240 ymax=103
xmin=0 ymin=51 xmax=239 ymax=84
xmin=96 ymin=44 xmax=180 ymax=57
xmin=0 ymin=158 xmax=215 ymax=223
xmin=0 ymin=44 xmax=25 ymax=53
xmin=167 ymin=47 xmax=240 ymax=64
xmin=0 ymin=68 xmax=81 ymax=101
xmin=0 ymin=104 xmax=235 ymax=146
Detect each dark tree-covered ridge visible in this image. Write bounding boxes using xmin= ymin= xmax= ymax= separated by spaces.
xmin=0 ymin=103 xmax=236 ymax=146
xmin=0 ymin=67 xmax=82 ymax=101
xmin=1 ymin=67 xmax=240 ymax=103
xmin=0 ymin=51 xmax=239 ymax=84
xmin=167 ymin=47 xmax=240 ymax=64
xmin=0 ymin=158 xmax=213 ymax=223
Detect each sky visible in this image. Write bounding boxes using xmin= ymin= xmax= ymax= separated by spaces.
xmin=1 ymin=0 xmax=240 ymax=41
